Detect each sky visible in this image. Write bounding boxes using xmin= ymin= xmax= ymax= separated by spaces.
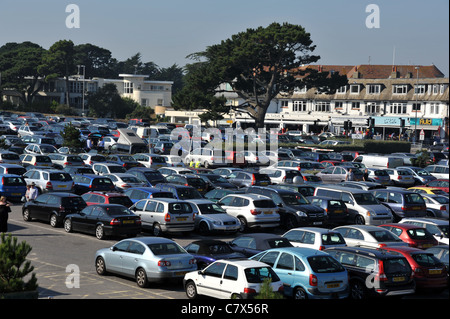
xmin=1 ymin=0 xmax=449 ymax=76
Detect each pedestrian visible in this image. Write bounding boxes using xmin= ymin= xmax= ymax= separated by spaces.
xmin=346 ymin=168 xmax=355 ymax=181
xmin=0 ymin=196 xmax=11 ymax=233
xmin=87 ymin=138 xmax=93 ymax=150
xmin=26 ymin=182 xmax=39 ymax=201
xmin=97 ymin=138 xmax=105 ymax=152
xmin=363 ymin=168 xmax=369 ymax=181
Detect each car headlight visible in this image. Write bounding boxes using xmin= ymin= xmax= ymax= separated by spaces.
xmin=213 ymin=220 xmax=222 ymax=226
xmin=296 ymin=211 xmax=307 ymax=217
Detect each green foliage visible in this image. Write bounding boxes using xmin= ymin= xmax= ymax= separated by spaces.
xmin=411 ymin=151 xmax=431 ymax=167
xmin=126 ymin=105 xmax=155 ymax=120
xmin=61 ymin=123 xmax=84 ymax=148
xmin=254 ymin=278 xmax=284 ymax=299
xmin=0 ymin=233 xmax=38 ymax=293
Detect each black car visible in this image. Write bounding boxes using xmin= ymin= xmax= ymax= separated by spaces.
xmin=246 ymin=186 xmax=327 ymax=229
xmin=184 ymin=239 xmax=246 ymax=269
xmin=228 ymin=233 xmax=293 ymax=257
xmin=268 ymin=184 xmax=317 ymax=197
xmin=63 ymin=204 xmax=141 ymax=239
xmin=198 ymin=173 xmax=239 ymax=191
xmin=307 ymin=195 xmax=350 ymax=226
xmin=126 ymin=167 xmax=166 ymax=186
xmin=204 ymin=188 xmax=246 ymax=202
xmin=325 ymin=246 xmax=416 ymax=299
xmin=165 ymin=174 xmax=209 ymax=194
xmin=228 ymin=171 xmax=271 ymax=188
xmin=64 ymin=166 xmax=95 ymax=177
xmin=22 ymin=193 xmax=87 ymax=227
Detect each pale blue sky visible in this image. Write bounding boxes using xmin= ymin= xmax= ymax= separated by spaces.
xmin=1 ymin=0 xmax=448 ymax=76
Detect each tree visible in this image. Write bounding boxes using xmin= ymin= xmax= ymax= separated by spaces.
xmin=74 ymin=43 xmax=116 ymax=79
xmin=38 ymin=40 xmax=76 ymax=107
xmin=0 ymin=42 xmax=46 ymax=106
xmin=87 ymin=83 xmax=121 ymax=118
xmin=172 ymin=22 xmax=348 ymax=128
xmin=61 ymin=123 xmax=84 ymax=148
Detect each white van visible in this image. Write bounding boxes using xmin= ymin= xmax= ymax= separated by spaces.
xmin=353 ymin=154 xmax=403 ymax=169
xmin=134 ymin=126 xmax=171 ymax=139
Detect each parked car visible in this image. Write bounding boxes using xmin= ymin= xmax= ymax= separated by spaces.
xmin=63 ymin=166 xmax=95 ymax=177
xmin=20 ymin=154 xmax=53 ymax=168
xmin=130 ymin=198 xmax=195 ymax=236
xmin=383 ymin=168 xmax=415 ymax=187
xmin=381 ymin=246 xmax=448 ymax=292
xmin=316 ymin=166 xmax=363 ymax=183
xmin=22 ymin=192 xmax=87 ymax=227
xmin=81 ymin=191 xmax=133 ymax=208
xmin=92 ymin=163 xmax=127 ymax=175
xmin=105 ymin=154 xmax=142 ymax=169
xmin=339 ymin=181 xmax=386 ymax=191
xmin=64 ymin=204 xmax=141 ymax=239
xmin=104 ymin=173 xmax=147 ymax=192
xmin=184 ymin=259 xmax=283 ymax=299
xmin=365 ymin=168 xmax=391 ymax=185
xmin=269 ymin=184 xmax=316 ymax=197
xmin=184 ymin=240 xmax=245 ymax=269
xmin=379 ymin=223 xmax=438 ymax=249
xmin=396 ymin=166 xmax=436 ymax=185
xmin=227 ymin=233 xmax=292 ymax=257
xmin=218 ymin=194 xmax=280 ymax=232
xmin=186 ymin=199 xmax=240 ymax=234
xmin=72 ymin=174 xmax=115 ymax=195
xmin=212 ymin=167 xmax=243 ymax=178
xmin=422 ymin=165 xmax=449 ymax=180
xmin=24 ymin=143 xmax=58 ymax=155
xmin=203 ymin=188 xmax=246 ymax=203
xmin=47 ymin=153 xmax=85 ymax=169
xmin=420 ymin=194 xmax=449 ymax=219
xmin=425 ymin=245 xmax=449 ymax=274
xmin=282 ymin=227 xmax=347 ymax=250
xmin=250 ymin=247 xmax=349 ymax=299
xmin=425 ymin=179 xmax=449 ymax=194
xmin=370 ymin=189 xmax=427 ymax=221
xmin=399 ymin=218 xmax=449 ymax=245
xmin=157 ymin=167 xmax=192 ymax=177
xmin=123 ymin=187 xmax=175 ymax=204
xmin=0 ymin=164 xmax=26 ymax=176
xmin=259 ymin=167 xmax=303 ymax=185
xmin=79 ymin=153 xmax=107 ymax=166
xmin=154 ymin=183 xmax=204 ymax=200
xmin=197 ymin=173 xmax=238 ymax=191
xmin=0 ymin=174 xmax=27 ymax=201
xmin=23 ymin=169 xmax=74 ymax=193
xmin=408 ymin=186 xmax=448 ymax=196
xmin=127 ymin=167 xmax=166 ymax=186
xmin=96 ymin=237 xmax=197 ymax=287
xmin=307 ymin=196 xmax=349 ymax=226
xmin=165 ymin=174 xmax=209 ymax=195
xmin=132 ymin=153 xmax=168 ymax=169
xmin=325 ymin=246 xmax=415 ymax=299
xmin=333 ymin=225 xmax=408 ymax=249
xmin=228 ymin=171 xmax=271 ymax=188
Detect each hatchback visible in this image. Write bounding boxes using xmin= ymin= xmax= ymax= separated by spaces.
xmin=165 ymin=174 xmax=208 ymax=194
xmin=126 ymin=167 xmax=166 ymax=186
xmin=81 ymin=191 xmax=133 ymax=208
xmin=333 ymin=225 xmax=408 ymax=249
xmin=396 ymin=166 xmax=436 ymax=185
xmin=0 ymin=174 xmax=27 ymax=201
xmin=384 ymin=168 xmax=415 ymax=187
xmin=250 ymin=247 xmax=349 ymax=299
xmin=79 ymin=153 xmax=107 ymax=166
xmin=316 ymin=166 xmax=363 ymax=183
xmin=64 ymin=204 xmax=141 ymax=239
xmin=0 ymin=164 xmax=26 ymax=176
xmin=307 ymin=196 xmax=349 ymax=226
xmin=92 ymin=163 xmax=127 ymax=175
xmin=228 ymin=171 xmax=271 ymax=188
xmin=154 ymin=183 xmax=204 ymax=200
xmin=259 ymin=167 xmax=303 ymax=185
xmin=24 ymin=143 xmax=58 ymax=155
xmin=20 ymin=154 xmax=53 ymax=168
xmin=228 ymin=233 xmax=292 ymax=257
xmin=48 ymin=153 xmax=85 ymax=168
xmin=371 ymin=189 xmax=427 ymax=221
xmin=399 ymin=218 xmax=449 ymax=245
xmin=132 ymin=153 xmax=168 ymax=169
xmin=184 ymin=259 xmax=283 ymax=299
xmin=105 ymin=154 xmax=142 ymax=169
xmin=22 ymin=192 xmax=87 ymax=227
xmin=282 ymin=227 xmax=347 ymax=250
xmin=123 ymin=187 xmax=175 ymax=204
xmin=104 ymin=173 xmax=147 ymax=192
xmin=379 ymin=223 xmax=438 ymax=249
xmin=325 ymin=246 xmax=415 ymax=299
xmin=366 ymin=168 xmax=391 ymax=185
xmin=72 ymin=174 xmax=116 ymax=195
xmin=96 ymin=237 xmax=197 ymax=287
xmin=23 ymin=169 xmax=74 ymax=193
xmin=425 ymin=179 xmax=449 ymax=194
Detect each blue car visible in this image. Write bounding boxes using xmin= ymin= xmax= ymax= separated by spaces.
xmin=72 ymin=174 xmax=116 ymax=195
xmin=250 ymin=247 xmax=349 ymax=299
xmin=0 ymin=174 xmax=27 ymax=201
xmin=184 ymin=239 xmax=246 ymax=269
xmin=123 ymin=187 xmax=175 ymax=203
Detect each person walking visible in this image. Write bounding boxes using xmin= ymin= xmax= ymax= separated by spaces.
xmin=0 ymin=196 xmax=11 ymax=233
xmin=363 ymin=168 xmax=369 ymax=181
xmin=345 ymin=168 xmax=355 ymax=181
xmin=26 ymin=182 xmax=39 ymax=201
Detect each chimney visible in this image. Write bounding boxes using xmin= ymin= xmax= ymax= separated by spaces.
xmin=352 ymin=66 xmax=360 ymax=79
xmin=390 ymin=66 xmax=399 ymax=78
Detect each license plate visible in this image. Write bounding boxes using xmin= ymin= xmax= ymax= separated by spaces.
xmin=264 ymin=211 xmax=272 ymax=214
xmin=327 ymin=283 xmax=340 ymax=288
xmin=57 ymin=185 xmax=67 ymax=188
xmin=412 ymin=206 xmax=422 ymax=210
xmin=156 ymin=164 xmax=163 ymax=168
xmin=12 ymin=193 xmax=21 ymax=196
xmin=313 ymin=221 xmax=323 ymax=225
xmin=392 ymin=277 xmax=405 ymax=282
xmin=334 ymin=210 xmax=343 ymax=213
xmin=197 ymin=189 xmax=204 ymax=192
xmin=175 ymin=271 xmax=188 ymax=276
xmin=177 ymin=217 xmax=187 ymax=221
xmin=260 ymin=182 xmax=268 ymax=186
xmin=429 ymin=269 xmax=442 ymax=275
xmin=422 ymin=244 xmax=433 ymax=248
xmin=122 ymin=220 xmax=134 ymax=224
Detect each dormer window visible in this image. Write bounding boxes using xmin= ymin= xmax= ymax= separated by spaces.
xmin=368 ymin=85 xmax=381 ymax=94
xmin=350 ymin=84 xmax=360 ymax=94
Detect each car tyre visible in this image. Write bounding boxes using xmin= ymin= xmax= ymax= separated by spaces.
xmin=198 ymin=222 xmax=210 ymax=235
xmin=354 ymin=215 xmax=365 ymax=225
xmin=95 ymin=256 xmax=107 ymax=276
xmin=136 ymin=268 xmax=149 ymax=288
xmin=23 ymin=209 xmax=32 ymax=222
xmin=50 ymin=214 xmax=59 ymax=227
xmin=294 ymin=287 xmax=308 ymax=300
xmin=152 ymin=223 xmax=162 ymax=237
xmin=185 ymin=280 xmax=198 ymax=299
xmin=350 ymin=280 xmax=366 ymax=299
xmin=64 ymin=218 xmax=73 ymax=233
xmin=238 ymin=217 xmax=248 ymax=232
xmin=95 ymin=225 xmax=105 ymax=240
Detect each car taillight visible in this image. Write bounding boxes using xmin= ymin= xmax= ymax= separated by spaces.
xmin=164 ymin=213 xmax=171 ymax=222
xmin=440 ymin=206 xmax=447 ymax=211
xmin=243 ymin=288 xmax=256 ymax=294
xmin=59 ymin=205 xmax=65 ymax=212
xmin=318 ymin=246 xmax=325 ymax=250
xmin=309 ymin=274 xmax=318 ymax=286
xmin=46 ymin=182 xmax=53 ymax=189
xmin=376 ymin=260 xmax=388 ymax=282
xmin=378 ymin=243 xmax=387 ymax=248
xmin=278 ymin=285 xmax=284 ymax=293
xmin=158 ymin=260 xmax=171 ymax=267
xmin=250 ymin=209 xmax=260 ymax=215
xmin=64 ymin=162 xmax=69 ymax=166
xmin=110 ymin=218 xmax=121 ymax=225
xmin=251 ymin=174 xmax=256 ymax=185
xmin=414 ymin=267 xmax=424 ymax=277
xmin=121 ymin=183 xmax=130 ymax=188
xmin=136 ymin=218 xmax=142 ymax=225
xmin=189 ymin=259 xmax=196 ymax=265
xmin=397 ymin=176 xmax=402 ymax=180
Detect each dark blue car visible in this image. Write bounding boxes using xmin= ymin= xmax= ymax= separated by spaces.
xmin=154 ymin=183 xmax=204 ymax=200
xmin=126 ymin=167 xmax=166 ymax=186
xmin=0 ymin=174 xmax=27 ymax=201
xmin=72 ymin=174 xmax=115 ymax=195
xmin=183 ymin=240 xmax=245 ymax=269
xmin=123 ymin=187 xmax=175 ymax=203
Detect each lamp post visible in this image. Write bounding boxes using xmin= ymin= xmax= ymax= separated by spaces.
xmin=77 ymin=65 xmax=86 ymax=116
xmin=414 ymin=66 xmax=420 ymax=142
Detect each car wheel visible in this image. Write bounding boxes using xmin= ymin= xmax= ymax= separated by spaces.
xmin=350 ymin=280 xmax=366 ymax=299
xmin=198 ymin=222 xmax=210 ymax=235
xmin=238 ymin=217 xmax=248 ymax=232
xmin=152 ymin=223 xmax=162 ymax=237
xmin=23 ymin=209 xmax=32 ymax=222
xmin=95 ymin=256 xmax=107 ymax=275
xmin=135 ymin=268 xmax=149 ymax=288
xmin=284 ymin=215 xmax=298 ymax=230
xmin=354 ymin=215 xmax=365 ymax=225
xmin=426 ymin=210 xmax=436 ymax=217
xmin=294 ymin=287 xmax=308 ymax=300
xmin=95 ymin=225 xmax=105 ymax=240
xmin=185 ymin=280 xmax=198 ymax=299
xmin=64 ymin=218 xmax=72 ymax=233
xmin=203 ymin=161 xmax=210 ymax=169
xmin=49 ymin=214 xmax=59 ymax=227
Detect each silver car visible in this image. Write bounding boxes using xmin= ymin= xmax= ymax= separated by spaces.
xmin=186 ymin=199 xmax=240 ymax=234
xmin=396 ymin=166 xmax=436 ymax=185
xmin=104 ymin=173 xmax=147 ymax=191
xmin=94 ymin=237 xmax=197 ymax=288
xmin=383 ymin=168 xmax=415 ymax=187
xmin=23 ymin=169 xmax=74 ymax=193
xmin=421 ymin=194 xmax=449 ymax=219
xmin=333 ymin=225 xmax=408 ymax=249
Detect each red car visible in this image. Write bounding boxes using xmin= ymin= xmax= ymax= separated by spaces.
xmin=379 ymin=223 xmax=438 ymax=249
xmin=81 ymin=191 xmax=133 ymax=208
xmin=381 ymin=246 xmax=448 ymax=291
xmin=425 ymin=179 xmax=449 ymax=194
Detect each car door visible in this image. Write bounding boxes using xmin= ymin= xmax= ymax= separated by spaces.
xmin=120 ymin=241 xmax=146 ymax=276
xmin=71 ymin=206 xmax=94 ymax=233
xmin=133 ymin=200 xmax=151 ymax=228
xmin=219 ymin=264 xmax=240 ymax=298
xmin=106 ymin=240 xmax=132 ymax=274
xmin=273 ymin=252 xmax=298 ymax=289
xmin=197 ymin=261 xmax=227 ymax=298
xmin=28 ymin=194 xmax=50 ymax=220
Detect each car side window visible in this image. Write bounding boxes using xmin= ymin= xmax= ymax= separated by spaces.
xmin=284 ymin=230 xmax=304 ymax=243
xmin=388 ymin=192 xmax=402 ymax=204
xmin=390 ymin=227 xmax=403 ymax=237
xmin=134 ymin=200 xmax=147 ymax=211
xmin=127 ymin=242 xmax=145 ymax=255
xmin=302 ymin=231 xmax=315 ymax=245
xmin=46 ymin=196 xmax=58 ymax=205
xmin=204 ymin=262 xmax=226 ymax=278
xmin=35 ymin=194 xmax=50 ymax=204
xmin=258 ymin=251 xmax=279 ymax=267
xmin=355 ymin=256 xmax=376 ymax=272
xmin=346 ymin=229 xmax=364 ymax=240
xmin=223 ymin=265 xmax=238 ymax=281
xmin=155 ymin=203 xmax=165 ymax=213
xmin=145 ymin=201 xmax=158 ymax=212
xmin=276 ymin=253 xmax=294 ymax=270
xmin=295 ymin=256 xmax=306 ymax=271
xmin=219 ymin=196 xmax=234 ymax=206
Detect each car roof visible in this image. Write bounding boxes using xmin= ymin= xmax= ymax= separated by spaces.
xmin=215 ymin=259 xmax=272 ymax=269
xmin=186 ymin=199 xmax=216 ymax=205
xmin=380 ymin=223 xmax=424 ymax=230
xmin=324 ymin=246 xmax=403 ymax=259
xmin=285 ymin=227 xmax=341 ymax=234
xmin=401 ymin=217 xmax=449 ymax=225
xmin=224 ymin=193 xmax=271 ymax=200
xmin=334 ymin=225 xmax=387 ymax=232
xmin=126 ymin=236 xmax=178 ymax=246
xmin=44 ymin=192 xmax=81 ymax=197
xmin=265 ymin=246 xmax=329 ymax=257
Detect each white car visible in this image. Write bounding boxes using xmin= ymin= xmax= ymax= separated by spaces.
xmin=103 ymin=173 xmax=147 ymax=191
xmin=217 ymin=193 xmax=280 ymax=231
xmin=186 ymin=199 xmax=241 ymax=234
xmin=183 ymin=259 xmax=284 ymax=299
xmin=333 ymin=225 xmax=408 ymax=249
xmin=259 ymin=167 xmax=303 ymax=185
xmin=79 ymin=153 xmax=107 ymax=166
xmin=421 ymin=194 xmax=449 ymax=219
xmin=399 ymin=218 xmax=449 ymax=245
xmin=282 ymin=227 xmax=347 ymax=250
xmin=423 ymin=165 xmax=449 ymax=180
xmin=157 ymin=167 xmax=192 ymax=177
xmin=383 ymin=168 xmax=415 ymax=187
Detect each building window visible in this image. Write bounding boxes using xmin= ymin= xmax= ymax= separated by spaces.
xmin=351 ymin=102 xmax=360 ymax=110
xmin=365 ymin=102 xmax=380 ymax=114
xmin=292 ymin=100 xmax=307 ymax=112
xmin=414 ymin=84 xmax=426 ymax=94
xmin=350 ymin=85 xmax=360 ymax=94
xmin=334 ymin=101 xmax=343 ymax=110
xmin=390 ymin=103 xmax=407 ymax=114
xmin=124 ymin=82 xmax=133 ymax=94
xmin=393 ymin=85 xmax=408 ymax=94
xmin=337 ymin=86 xmax=347 ymax=93
xmin=412 ymin=103 xmax=422 ymax=112
xmin=314 ymin=101 xmax=330 ymax=112
xmin=280 ymin=100 xmax=289 ymax=109
xmin=157 ymin=99 xmax=163 ymax=106
xmin=430 ymin=103 xmax=440 ymax=114
xmin=141 ymin=99 xmax=148 ymax=107
xmin=440 ymin=84 xmax=448 ymax=94
xmin=368 ymin=85 xmax=381 ymax=94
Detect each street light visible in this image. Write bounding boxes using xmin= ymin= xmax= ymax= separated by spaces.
xmin=77 ymin=65 xmax=85 ymax=116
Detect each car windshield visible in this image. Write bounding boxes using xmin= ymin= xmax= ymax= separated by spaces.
xmin=244 ymin=267 xmax=280 ymax=283
xmin=3 ymin=176 xmax=26 ymax=186
xmin=280 ymin=193 xmax=309 ymax=205
xmin=177 ymin=188 xmax=203 ymax=199
xmin=307 ymin=255 xmax=345 ymax=273
xmin=353 ymin=193 xmax=379 ymax=205
xmin=197 ymin=203 xmax=226 ymax=214
xmin=118 ymin=155 xmax=135 ymax=161
xmin=168 ymin=202 xmax=193 ymax=214
xmin=433 ymin=196 xmax=449 ymax=204
xmin=369 ymin=230 xmax=403 ymax=242
xmin=383 ymin=258 xmax=411 ymax=275
xmin=40 ymin=146 xmax=56 ymax=153
xmin=148 ymin=242 xmax=186 ymax=255
xmin=405 ymin=193 xmax=425 ymax=204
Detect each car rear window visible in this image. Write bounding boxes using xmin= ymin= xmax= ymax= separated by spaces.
xmin=109 ymin=166 xmax=127 ymax=173
xmin=176 ymin=188 xmax=203 ymax=199
xmin=68 ymin=156 xmax=84 ymax=163
xmin=407 ymin=228 xmax=435 ymax=240
xmin=405 ymin=193 xmax=425 ymax=205
xmin=105 ymin=206 xmax=134 ymax=216
xmin=254 ymin=173 xmax=271 ymax=181
xmin=50 ymin=173 xmax=72 ymax=181
xmin=148 ymin=242 xmax=185 ymax=255
xmin=108 ymin=196 xmax=133 ymax=207
xmin=369 ymin=230 xmax=403 ymax=242
xmin=6 ymin=167 xmax=26 ymax=176
xmin=91 ymin=156 xmax=106 ymax=162
xmin=151 ymin=192 xmax=174 ymax=199
xmin=2 ymin=176 xmax=26 ymax=186
xmin=151 ymin=156 xmax=166 ymax=163
xmin=374 ymin=170 xmax=389 ymax=176
xmin=321 ymin=233 xmax=346 ymax=245
xmin=244 ymin=267 xmax=280 ymax=283
xmin=383 ymin=258 xmax=412 ymax=275
xmin=253 ymin=199 xmax=277 ymax=208
xmin=187 ymin=178 xmax=207 ymax=188
xmin=307 ymin=255 xmax=345 ymax=273
xmin=169 ymin=202 xmax=193 ymax=214
xmin=36 ymin=156 xmax=52 ymax=162
xmin=266 ymin=238 xmax=292 ymax=249
xmin=92 ymin=178 xmax=114 ymax=186
xmin=411 ymin=253 xmax=443 ymax=267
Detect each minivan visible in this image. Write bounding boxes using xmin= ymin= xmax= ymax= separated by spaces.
xmin=353 ymin=155 xmax=404 ymax=169
xmin=370 ymin=189 xmax=427 ymax=221
xmin=314 ymin=185 xmax=393 ymax=225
